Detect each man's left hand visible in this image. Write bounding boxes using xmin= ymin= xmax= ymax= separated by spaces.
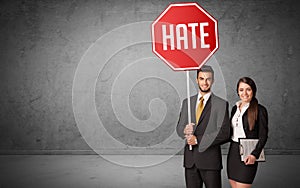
xmin=186 ymin=135 xmax=198 ymax=145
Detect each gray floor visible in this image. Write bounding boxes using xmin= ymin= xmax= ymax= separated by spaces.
xmin=0 ymin=155 xmax=299 ymax=188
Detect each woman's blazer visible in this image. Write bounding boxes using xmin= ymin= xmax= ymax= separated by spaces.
xmin=230 ymin=104 xmax=268 ymax=159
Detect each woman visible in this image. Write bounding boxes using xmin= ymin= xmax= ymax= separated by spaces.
xmin=227 ymin=77 xmax=268 ymax=188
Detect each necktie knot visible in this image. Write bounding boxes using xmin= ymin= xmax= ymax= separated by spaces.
xmin=199 ymin=97 xmax=204 ymax=103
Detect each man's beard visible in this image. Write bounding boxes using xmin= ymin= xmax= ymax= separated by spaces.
xmin=199 ymin=87 xmax=211 ymax=93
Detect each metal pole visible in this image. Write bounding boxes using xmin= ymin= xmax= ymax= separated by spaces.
xmin=186 ymin=71 xmax=192 ymax=150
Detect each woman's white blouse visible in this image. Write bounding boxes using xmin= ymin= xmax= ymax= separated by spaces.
xmin=231 ymin=101 xmax=250 ymax=142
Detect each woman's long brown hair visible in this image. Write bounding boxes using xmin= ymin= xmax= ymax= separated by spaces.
xmin=237 ymin=77 xmax=258 ymax=131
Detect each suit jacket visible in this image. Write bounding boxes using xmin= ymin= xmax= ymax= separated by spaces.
xmin=176 ymin=93 xmax=230 ymax=170
xmin=230 ymin=104 xmax=268 ymax=159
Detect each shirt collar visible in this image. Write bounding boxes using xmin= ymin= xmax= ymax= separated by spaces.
xmin=236 ymin=100 xmax=250 ymax=109
xmin=197 ymin=92 xmax=211 ymax=102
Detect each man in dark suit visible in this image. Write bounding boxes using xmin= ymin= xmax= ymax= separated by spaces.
xmin=176 ymin=65 xmax=230 ymax=188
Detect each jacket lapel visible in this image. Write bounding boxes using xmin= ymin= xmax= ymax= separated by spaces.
xmin=190 ymin=95 xmax=197 ymax=124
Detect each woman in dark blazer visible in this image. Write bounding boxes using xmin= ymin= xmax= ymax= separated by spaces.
xmin=227 ymin=77 xmax=268 ymax=188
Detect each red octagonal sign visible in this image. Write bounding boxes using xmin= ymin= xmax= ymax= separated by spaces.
xmin=152 ymin=3 xmax=219 ymax=71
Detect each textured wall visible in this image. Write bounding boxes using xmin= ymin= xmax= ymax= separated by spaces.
xmin=0 ymin=0 xmax=299 ymax=154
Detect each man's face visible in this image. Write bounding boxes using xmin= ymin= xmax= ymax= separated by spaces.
xmin=197 ymin=71 xmax=213 ymax=93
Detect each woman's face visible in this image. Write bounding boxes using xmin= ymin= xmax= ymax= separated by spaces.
xmin=238 ymin=82 xmax=253 ymax=103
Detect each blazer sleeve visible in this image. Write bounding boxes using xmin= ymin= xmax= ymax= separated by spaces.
xmin=210 ymin=101 xmax=231 ymax=146
xmin=251 ymin=105 xmax=269 ymax=159
xmin=229 ymin=106 xmax=237 ymax=140
xmin=197 ymin=99 xmax=231 ymax=152
xmin=176 ymin=98 xmax=188 ymax=139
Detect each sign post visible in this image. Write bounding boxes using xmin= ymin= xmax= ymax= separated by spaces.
xmin=152 ymin=2 xmax=219 ymax=150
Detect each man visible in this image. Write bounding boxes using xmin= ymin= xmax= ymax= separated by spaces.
xmin=176 ymin=65 xmax=230 ymax=188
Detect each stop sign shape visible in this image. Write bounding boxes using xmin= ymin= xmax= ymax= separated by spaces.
xmin=152 ymin=3 xmax=219 ymax=71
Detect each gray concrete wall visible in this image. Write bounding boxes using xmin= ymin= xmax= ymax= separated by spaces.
xmin=0 ymin=0 xmax=299 ymax=154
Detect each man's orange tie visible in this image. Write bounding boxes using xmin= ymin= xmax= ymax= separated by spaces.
xmin=196 ymin=97 xmax=204 ymax=125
